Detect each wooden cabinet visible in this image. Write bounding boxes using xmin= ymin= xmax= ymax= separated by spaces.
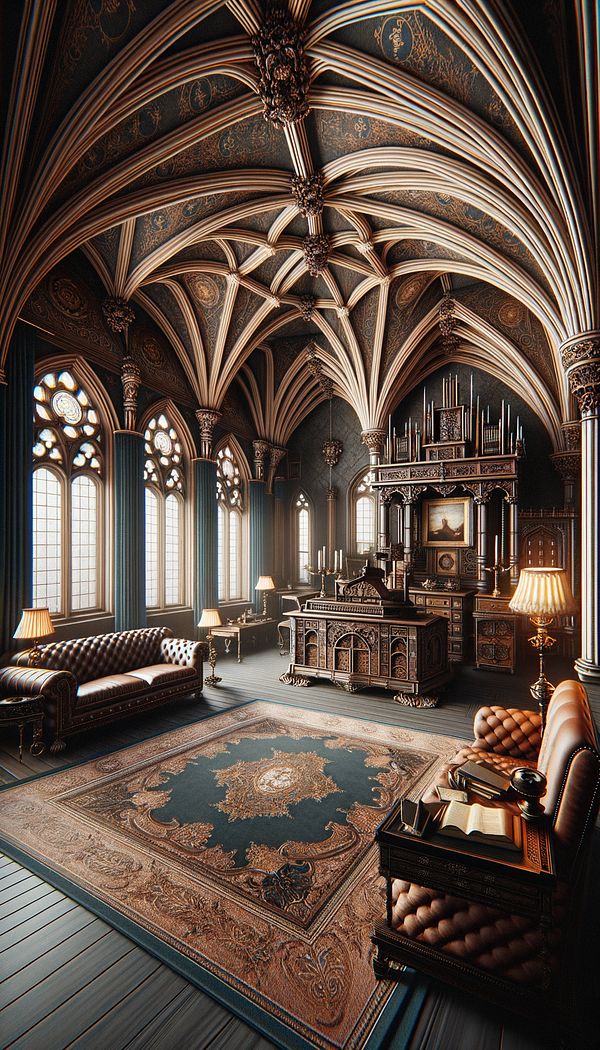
xmin=474 ymin=595 xmax=517 ymax=673
xmin=409 ymin=588 xmax=475 ymax=663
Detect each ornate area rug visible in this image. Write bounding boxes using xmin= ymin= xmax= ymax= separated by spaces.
xmin=0 ymin=702 xmax=463 ymax=1049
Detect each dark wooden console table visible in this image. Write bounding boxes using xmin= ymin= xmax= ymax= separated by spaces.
xmin=212 ymin=618 xmax=277 ymax=662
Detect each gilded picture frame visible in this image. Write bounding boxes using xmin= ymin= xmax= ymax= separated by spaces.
xmin=422 ymin=496 xmax=472 ymax=548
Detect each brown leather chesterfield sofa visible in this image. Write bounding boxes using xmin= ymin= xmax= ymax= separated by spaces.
xmin=0 ymin=627 xmax=207 ymax=753
xmin=372 ymin=680 xmax=600 ymax=1021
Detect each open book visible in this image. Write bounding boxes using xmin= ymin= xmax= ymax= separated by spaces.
xmin=437 ymin=801 xmax=521 ymax=852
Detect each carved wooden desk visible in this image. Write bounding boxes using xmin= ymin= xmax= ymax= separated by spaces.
xmin=372 ymin=799 xmax=555 ymax=1000
xmin=473 ymin=594 xmax=517 ymax=672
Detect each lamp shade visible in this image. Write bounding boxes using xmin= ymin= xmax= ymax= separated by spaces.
xmin=198 ymin=608 xmax=222 ymax=629
xmin=255 ymin=575 xmax=275 ymax=592
xmin=13 ymin=607 xmax=55 ymax=641
xmin=509 ymin=568 xmax=577 ymax=617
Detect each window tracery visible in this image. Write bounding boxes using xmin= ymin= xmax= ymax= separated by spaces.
xmin=143 ymin=412 xmax=186 ymax=609
xmin=216 ymin=443 xmax=245 ymax=601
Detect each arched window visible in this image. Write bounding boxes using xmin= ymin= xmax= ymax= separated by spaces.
xmin=144 ymin=412 xmax=185 ymax=609
xmin=294 ymin=492 xmax=311 ymax=584
xmin=32 ymin=369 xmax=103 ymax=616
xmin=216 ymin=443 xmax=245 ymax=601
xmin=352 ymin=473 xmax=376 ymax=555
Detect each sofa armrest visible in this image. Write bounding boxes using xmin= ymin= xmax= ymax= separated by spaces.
xmin=159 ymin=637 xmax=208 ymax=671
xmin=0 ymin=665 xmax=77 ymax=702
xmin=472 ymin=705 xmax=542 ymax=760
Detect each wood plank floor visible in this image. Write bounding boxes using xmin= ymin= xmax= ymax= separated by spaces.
xmin=0 ymin=647 xmax=597 ymax=1050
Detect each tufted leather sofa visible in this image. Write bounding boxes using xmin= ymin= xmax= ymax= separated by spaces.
xmin=372 ymin=680 xmax=600 ymax=1018
xmin=0 ymin=627 xmax=207 ymax=753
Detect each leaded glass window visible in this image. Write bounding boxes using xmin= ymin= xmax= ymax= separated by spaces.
xmin=354 ymin=474 xmax=375 ymax=554
xmin=216 ymin=443 xmax=246 ymax=601
xmin=143 ymin=412 xmax=186 ymax=609
xmin=32 ymin=370 xmax=104 ymax=615
xmin=295 ymin=492 xmax=310 ymax=584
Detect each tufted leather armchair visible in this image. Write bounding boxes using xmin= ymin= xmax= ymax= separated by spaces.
xmin=372 ymin=680 xmax=600 ymax=1020
xmin=0 ymin=627 xmax=207 ymax=753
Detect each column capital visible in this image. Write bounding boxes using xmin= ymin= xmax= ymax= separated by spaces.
xmin=550 ymin=451 xmax=581 ymax=485
xmin=266 ymin=444 xmax=287 ymax=493
xmin=560 ymin=332 xmax=600 ymax=415
xmin=361 ymin=428 xmax=386 ymax=458
xmin=121 ymin=355 xmax=141 ymax=431
xmin=195 ymin=408 xmax=221 ymax=458
xmin=253 ymin=439 xmax=270 ymax=481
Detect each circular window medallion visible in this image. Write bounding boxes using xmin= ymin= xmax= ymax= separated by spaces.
xmin=154 ymin=430 xmax=172 ymax=455
xmin=51 ymin=390 xmax=83 ymax=424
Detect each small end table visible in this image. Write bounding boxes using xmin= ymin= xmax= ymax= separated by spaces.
xmin=0 ymin=696 xmax=45 ymax=760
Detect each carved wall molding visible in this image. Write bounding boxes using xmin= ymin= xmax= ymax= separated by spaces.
xmin=195 ymin=408 xmax=221 ymax=458
xmin=291 ymin=173 xmax=324 ymax=217
xmin=303 ymin=234 xmax=330 ymax=277
xmin=252 ymin=7 xmax=310 ymax=127
xmin=102 ymin=297 xmax=135 ymax=334
xmin=550 ymin=451 xmax=581 ymax=485
xmin=121 ymin=355 xmax=141 ymax=431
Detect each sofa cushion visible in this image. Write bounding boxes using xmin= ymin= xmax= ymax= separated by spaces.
xmin=76 ymin=674 xmax=143 ymax=706
xmin=127 ymin=664 xmax=197 ymax=688
xmin=13 ymin=627 xmax=172 ymax=683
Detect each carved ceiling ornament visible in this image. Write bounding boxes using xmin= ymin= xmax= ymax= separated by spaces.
xmin=303 ymin=234 xmax=330 ymax=276
xmin=195 ymin=408 xmax=221 ymax=458
xmin=322 ymin=438 xmax=343 ymax=467
xmin=305 ymin=341 xmax=333 ymax=398
xmin=121 ymin=355 xmax=141 ymax=431
xmin=252 ymin=6 xmax=310 ymax=128
xmin=291 ymin=173 xmax=324 ymax=217
xmin=102 ymin=297 xmax=135 ymax=333
xmin=299 ymin=295 xmax=315 ymax=321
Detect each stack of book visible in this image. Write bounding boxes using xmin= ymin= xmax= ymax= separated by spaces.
xmin=450 ymin=759 xmax=510 ymax=799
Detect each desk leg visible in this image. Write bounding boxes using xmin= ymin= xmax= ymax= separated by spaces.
xmin=17 ymin=722 xmax=24 ymax=762
xmin=237 ymin=634 xmax=242 ymax=662
xmin=31 ymin=717 xmax=45 ymax=757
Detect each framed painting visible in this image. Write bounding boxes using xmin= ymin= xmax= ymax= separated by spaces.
xmin=422 ymin=496 xmax=472 ymax=548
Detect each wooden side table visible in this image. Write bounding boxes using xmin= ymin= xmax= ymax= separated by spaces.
xmin=0 ymin=696 xmax=45 ymax=760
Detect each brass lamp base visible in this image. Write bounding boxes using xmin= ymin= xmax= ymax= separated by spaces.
xmin=528 ymin=615 xmax=556 ymax=734
xmin=204 ymin=632 xmax=222 ymax=686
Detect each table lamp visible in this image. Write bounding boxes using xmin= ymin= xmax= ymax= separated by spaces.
xmin=509 ymin=567 xmax=576 ymax=733
xmin=13 ymin=607 xmax=55 ymax=666
xmin=255 ymin=575 xmax=275 ymax=617
xmin=198 ymin=608 xmax=222 ymax=686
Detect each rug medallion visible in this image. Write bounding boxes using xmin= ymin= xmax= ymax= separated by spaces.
xmin=0 ymin=702 xmax=463 ymax=1049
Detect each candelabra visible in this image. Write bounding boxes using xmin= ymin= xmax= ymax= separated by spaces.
xmin=484 ymin=559 xmax=510 ymax=597
xmin=305 ymin=563 xmax=340 ymax=598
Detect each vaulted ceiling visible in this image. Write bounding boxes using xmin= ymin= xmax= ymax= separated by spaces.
xmin=1 ymin=1 xmax=597 ymax=449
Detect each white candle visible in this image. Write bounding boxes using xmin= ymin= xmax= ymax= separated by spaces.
xmin=334 ymin=550 xmax=338 ymax=572
xmin=317 ymin=549 xmax=321 ymax=570
xmin=494 ymin=534 xmax=499 ymax=563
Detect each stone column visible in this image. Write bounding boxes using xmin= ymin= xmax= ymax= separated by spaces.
xmin=561 ymin=333 xmax=600 ymax=681
xmin=196 ymin=408 xmax=221 ymax=460
xmin=402 ymin=496 xmax=415 ymax=571
xmin=379 ymin=496 xmax=390 ymax=551
xmin=506 ymin=495 xmax=519 ymax=588
xmin=253 ymin=439 xmax=270 ymax=482
xmin=475 ymin=497 xmax=488 ymax=592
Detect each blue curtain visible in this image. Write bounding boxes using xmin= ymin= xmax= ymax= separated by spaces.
xmin=114 ymin=431 xmax=146 ymax=630
xmin=0 ymin=324 xmax=34 ymax=656
xmin=249 ymin=480 xmax=273 ymax=611
xmin=194 ymin=458 xmax=218 ymax=621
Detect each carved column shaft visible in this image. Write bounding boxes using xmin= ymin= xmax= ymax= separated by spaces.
xmin=506 ymin=497 xmax=519 ymax=587
xmin=253 ymin=439 xmax=270 ymax=481
xmin=403 ymin=501 xmax=413 ymax=570
xmin=121 ymin=356 xmax=141 ymax=432
xmin=476 ymin=500 xmax=487 ymax=592
xmin=378 ymin=498 xmax=389 ymax=551
xmin=561 ymin=333 xmax=600 ymax=681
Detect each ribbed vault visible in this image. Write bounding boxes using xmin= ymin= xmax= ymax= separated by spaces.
xmin=1 ymin=0 xmax=597 ymax=447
